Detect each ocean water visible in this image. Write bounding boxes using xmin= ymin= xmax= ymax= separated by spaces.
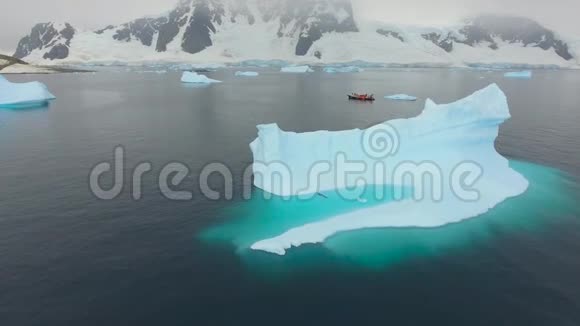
xmin=1 ymin=68 xmax=579 ymax=325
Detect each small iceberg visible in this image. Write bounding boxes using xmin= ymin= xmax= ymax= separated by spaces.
xmin=280 ymin=65 xmax=313 ymax=73
xmin=384 ymin=94 xmax=418 ymax=101
xmin=0 ymin=75 xmax=56 ymax=108
xmin=323 ymin=66 xmax=363 ymax=73
xmin=235 ymin=71 xmax=259 ymax=77
xmin=180 ymin=71 xmax=221 ymax=84
xmin=504 ymin=71 xmax=532 ymax=79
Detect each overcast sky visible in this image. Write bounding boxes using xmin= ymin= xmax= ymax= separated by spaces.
xmin=1 ymin=0 xmax=578 ymax=53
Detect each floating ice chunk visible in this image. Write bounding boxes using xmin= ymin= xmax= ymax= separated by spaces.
xmin=384 ymin=94 xmax=417 ymax=101
xmin=323 ymin=66 xmax=363 ymax=73
xmin=280 ymin=65 xmax=313 ymax=73
xmin=0 ymin=75 xmax=56 ymax=108
xmin=504 ymin=71 xmax=532 ymax=79
xmin=235 ymin=71 xmax=259 ymax=77
xmin=180 ymin=71 xmax=221 ymax=84
xmin=249 ymin=84 xmax=529 ymax=255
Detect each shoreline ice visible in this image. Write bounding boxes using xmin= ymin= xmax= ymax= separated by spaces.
xmin=280 ymin=65 xmax=313 ymax=73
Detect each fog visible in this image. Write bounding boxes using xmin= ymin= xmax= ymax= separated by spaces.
xmin=1 ymin=0 xmax=578 ymax=52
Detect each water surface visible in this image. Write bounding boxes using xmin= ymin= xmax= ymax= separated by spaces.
xmin=1 ymin=68 xmax=579 ymax=325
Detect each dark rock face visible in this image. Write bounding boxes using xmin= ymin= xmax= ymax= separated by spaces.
xmin=43 ymin=44 xmax=69 ymax=60
xmin=14 ymin=23 xmax=75 ymax=59
xmin=421 ymin=32 xmax=454 ymax=52
xmin=289 ymin=0 xmax=358 ymax=56
xmin=422 ymin=15 xmax=573 ymax=60
xmin=108 ymin=0 xmax=254 ymax=54
xmin=182 ymin=2 xmax=218 ymax=54
xmin=95 ymin=25 xmax=115 ymax=35
xmin=155 ymin=1 xmax=192 ymax=52
xmin=376 ymin=29 xmax=404 ymax=42
xmin=113 ymin=18 xmax=166 ymax=47
xmin=296 ymin=26 xmax=323 ymax=56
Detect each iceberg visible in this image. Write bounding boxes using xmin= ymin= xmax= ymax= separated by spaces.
xmin=280 ymin=65 xmax=313 ymax=73
xmin=384 ymin=94 xmax=417 ymax=101
xmin=504 ymin=71 xmax=533 ymax=79
xmin=0 ymin=75 xmax=56 ymax=108
xmin=180 ymin=71 xmax=221 ymax=84
xmin=235 ymin=71 xmax=259 ymax=77
xmin=323 ymin=66 xmax=363 ymax=73
xmin=248 ymin=84 xmax=529 ymax=255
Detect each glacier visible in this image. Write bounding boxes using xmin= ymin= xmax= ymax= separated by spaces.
xmin=248 ymin=84 xmax=529 ymax=255
xmin=385 ymin=94 xmax=418 ymax=101
xmin=0 ymin=75 xmax=56 ymax=108
xmin=280 ymin=65 xmax=313 ymax=73
xmin=180 ymin=71 xmax=221 ymax=84
xmin=504 ymin=71 xmax=533 ymax=79
xmin=235 ymin=71 xmax=259 ymax=77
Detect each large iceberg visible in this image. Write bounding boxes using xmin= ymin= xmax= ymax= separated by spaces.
xmin=280 ymin=65 xmax=313 ymax=73
xmin=249 ymin=84 xmax=529 ymax=255
xmin=180 ymin=71 xmax=221 ymax=84
xmin=504 ymin=71 xmax=533 ymax=79
xmin=0 ymin=75 xmax=56 ymax=108
xmin=235 ymin=71 xmax=259 ymax=77
xmin=385 ymin=94 xmax=418 ymax=101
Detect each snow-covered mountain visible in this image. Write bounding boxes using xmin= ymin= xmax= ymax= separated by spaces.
xmin=12 ymin=0 xmax=579 ymax=67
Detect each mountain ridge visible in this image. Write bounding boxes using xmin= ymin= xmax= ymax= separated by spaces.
xmin=11 ymin=0 xmax=579 ymax=67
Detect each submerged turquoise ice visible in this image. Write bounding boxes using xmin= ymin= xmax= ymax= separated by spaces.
xmin=202 ymin=161 xmax=579 ymax=269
